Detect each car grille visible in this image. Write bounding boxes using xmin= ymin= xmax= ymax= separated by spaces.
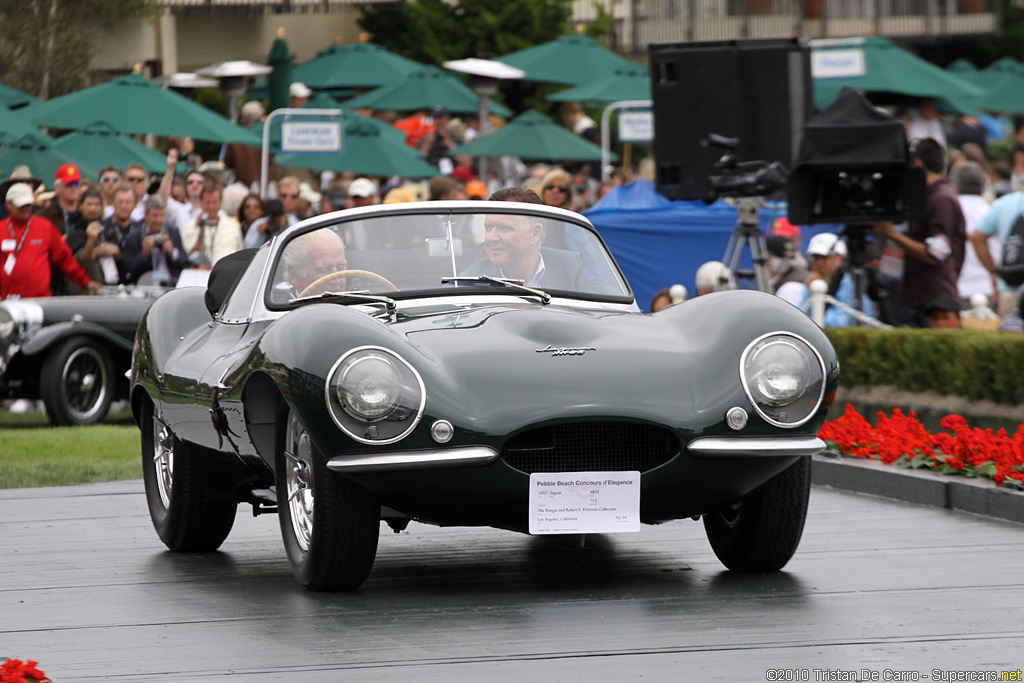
xmin=501 ymin=422 xmax=679 ymax=474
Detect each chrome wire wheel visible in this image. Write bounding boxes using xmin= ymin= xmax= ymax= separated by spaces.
xmin=285 ymin=420 xmax=315 ymax=552
xmin=153 ymin=416 xmax=175 ymax=509
xmin=61 ymin=346 xmax=108 ymax=423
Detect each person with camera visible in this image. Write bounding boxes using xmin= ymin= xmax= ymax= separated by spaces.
xmin=877 ymin=138 xmax=966 ymax=327
xmin=181 ymin=181 xmax=243 ymax=268
xmin=124 ymin=195 xmax=187 ymax=286
xmin=243 ymin=199 xmax=290 ymax=249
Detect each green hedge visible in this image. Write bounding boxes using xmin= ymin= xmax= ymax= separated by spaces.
xmin=825 ymin=327 xmax=1024 ymax=405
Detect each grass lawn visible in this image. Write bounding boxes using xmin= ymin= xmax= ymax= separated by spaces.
xmin=0 ymin=411 xmax=141 ymax=489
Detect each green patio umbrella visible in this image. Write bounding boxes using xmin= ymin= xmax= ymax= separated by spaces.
xmin=448 ymin=110 xmax=615 ymax=162
xmin=51 ymin=121 xmax=171 ymax=175
xmin=0 ymin=132 xmax=100 ymax=183
xmin=292 ymin=40 xmax=424 ymax=90
xmin=976 ymin=71 xmax=1024 ymax=114
xmin=495 ymin=33 xmax=634 ymax=86
xmin=342 ymin=66 xmax=512 ymax=117
xmin=547 ymin=66 xmax=650 ymax=106
xmin=812 ymin=36 xmax=983 ymax=115
xmin=947 ymin=58 xmax=978 ymax=75
xmin=0 ymin=103 xmax=44 ymax=144
xmin=973 ymin=56 xmax=1024 ymax=89
xmin=0 ymin=83 xmax=38 ymax=109
xmin=19 ymin=73 xmax=261 ymax=145
xmin=273 ymin=116 xmax=439 ymax=178
xmin=267 ymin=28 xmax=294 ymax=113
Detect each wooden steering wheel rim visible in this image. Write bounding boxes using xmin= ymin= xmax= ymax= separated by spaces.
xmin=299 ymin=269 xmax=399 ymax=298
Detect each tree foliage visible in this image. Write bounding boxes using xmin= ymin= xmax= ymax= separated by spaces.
xmin=0 ymin=0 xmax=155 ymax=99
xmin=358 ymin=0 xmax=574 ymax=64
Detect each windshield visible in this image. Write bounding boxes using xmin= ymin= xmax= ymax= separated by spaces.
xmin=267 ymin=208 xmax=630 ymax=306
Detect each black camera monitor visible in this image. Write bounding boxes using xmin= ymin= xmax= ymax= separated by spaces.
xmin=649 ymin=37 xmax=812 ymax=201
xmin=786 ymin=87 xmax=927 ymax=224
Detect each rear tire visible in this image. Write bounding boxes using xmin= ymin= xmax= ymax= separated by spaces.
xmin=40 ymin=337 xmax=115 ymax=426
xmin=141 ymin=399 xmax=237 ymax=551
xmin=703 ymin=456 xmax=811 ymax=572
xmin=277 ymin=409 xmax=379 ymax=591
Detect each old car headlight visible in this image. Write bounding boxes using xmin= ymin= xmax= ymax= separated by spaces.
xmin=326 ymin=346 xmax=425 ymax=444
xmin=740 ymin=332 xmax=825 ymax=428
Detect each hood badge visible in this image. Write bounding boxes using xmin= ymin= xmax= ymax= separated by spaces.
xmin=536 ymin=344 xmax=596 ymax=357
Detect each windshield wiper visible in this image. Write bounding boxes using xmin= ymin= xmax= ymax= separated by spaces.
xmin=290 ymin=290 xmax=397 ymax=312
xmin=441 ymin=275 xmax=551 ymax=304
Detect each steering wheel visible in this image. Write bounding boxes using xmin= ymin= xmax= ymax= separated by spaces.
xmin=299 ymin=269 xmax=398 ymax=298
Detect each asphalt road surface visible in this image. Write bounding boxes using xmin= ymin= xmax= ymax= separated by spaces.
xmin=2 ymin=479 xmax=1022 ymax=682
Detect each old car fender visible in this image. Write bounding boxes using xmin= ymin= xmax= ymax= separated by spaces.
xmin=20 ymin=320 xmax=133 ymax=358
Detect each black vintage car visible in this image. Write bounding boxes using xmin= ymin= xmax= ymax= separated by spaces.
xmin=1 ymin=288 xmax=164 ymax=425
xmin=130 ymin=201 xmax=839 ymax=591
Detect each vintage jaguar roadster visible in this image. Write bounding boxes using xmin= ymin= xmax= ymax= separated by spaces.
xmin=129 ymin=200 xmax=839 ymax=590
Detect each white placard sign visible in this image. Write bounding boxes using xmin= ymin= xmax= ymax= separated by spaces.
xmin=529 ymin=471 xmax=640 ymax=535
xmin=812 ymin=49 xmax=866 ymax=79
xmin=618 ymin=110 xmax=653 ymax=143
xmin=280 ymin=120 xmax=342 ymax=153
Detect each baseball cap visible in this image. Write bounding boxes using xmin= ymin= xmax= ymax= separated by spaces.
xmin=923 ymin=294 xmax=961 ymax=316
xmin=466 ymin=179 xmax=487 ymax=199
xmin=807 ymin=232 xmax=847 ymax=257
xmin=5 ymin=182 xmax=35 ymax=207
xmin=695 ymin=261 xmax=737 ymax=293
xmin=55 ymin=163 xmax=81 ymax=185
xmin=431 ymin=105 xmax=450 ymax=119
xmin=289 ymin=82 xmax=312 ymax=99
xmin=348 ymin=177 xmax=378 ymax=198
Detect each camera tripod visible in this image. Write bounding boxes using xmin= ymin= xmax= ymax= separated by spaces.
xmin=722 ymin=196 xmax=773 ymax=293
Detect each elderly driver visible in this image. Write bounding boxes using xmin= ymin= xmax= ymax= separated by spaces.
xmin=284 ymin=229 xmax=348 ymax=296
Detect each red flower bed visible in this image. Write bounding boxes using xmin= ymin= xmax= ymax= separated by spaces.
xmin=0 ymin=659 xmax=50 ymax=683
xmin=819 ymin=404 xmax=1024 ymax=489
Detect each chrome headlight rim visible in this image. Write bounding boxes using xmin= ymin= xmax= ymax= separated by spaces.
xmin=739 ymin=331 xmax=826 ymax=429
xmin=325 ymin=345 xmax=426 ymax=445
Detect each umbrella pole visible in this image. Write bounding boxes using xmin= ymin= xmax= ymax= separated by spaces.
xmin=477 ymin=93 xmax=490 ymax=185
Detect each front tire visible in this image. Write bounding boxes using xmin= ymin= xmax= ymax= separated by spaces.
xmin=40 ymin=337 xmax=115 ymax=426
xmin=141 ymin=399 xmax=237 ymax=551
xmin=703 ymin=456 xmax=811 ymax=572
xmin=277 ymin=409 xmax=379 ymax=591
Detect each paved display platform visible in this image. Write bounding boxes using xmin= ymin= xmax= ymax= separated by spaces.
xmin=1 ymin=472 xmax=1022 ymax=682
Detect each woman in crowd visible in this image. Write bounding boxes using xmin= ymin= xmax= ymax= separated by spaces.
xmin=238 ymin=193 xmax=265 ymax=240
xmin=539 ymin=168 xmax=574 ymax=210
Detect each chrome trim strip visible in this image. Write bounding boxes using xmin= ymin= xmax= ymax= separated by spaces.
xmin=327 ymin=446 xmax=499 ymax=472
xmin=687 ymin=436 xmax=826 ymax=457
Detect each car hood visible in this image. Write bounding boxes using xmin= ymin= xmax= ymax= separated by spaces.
xmin=366 ymin=291 xmax=837 ymax=435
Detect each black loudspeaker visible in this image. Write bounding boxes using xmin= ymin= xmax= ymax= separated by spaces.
xmin=650 ymin=38 xmax=812 ymax=201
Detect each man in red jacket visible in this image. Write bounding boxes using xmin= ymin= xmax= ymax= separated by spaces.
xmin=1 ymin=183 xmax=101 ymax=300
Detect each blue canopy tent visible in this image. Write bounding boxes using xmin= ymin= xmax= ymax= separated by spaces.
xmin=585 ymin=180 xmax=840 ymax=312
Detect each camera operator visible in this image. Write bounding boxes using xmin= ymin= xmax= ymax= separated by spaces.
xmin=242 ymin=199 xmax=289 ymax=249
xmin=876 ymin=139 xmax=966 ymax=327
xmin=124 ymin=195 xmax=187 ymax=286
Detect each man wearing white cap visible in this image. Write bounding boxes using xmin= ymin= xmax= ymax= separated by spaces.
xmin=1 ymin=183 xmax=101 ymax=299
xmin=289 ymin=82 xmax=312 ymax=109
xmin=797 ymin=232 xmax=873 ymax=326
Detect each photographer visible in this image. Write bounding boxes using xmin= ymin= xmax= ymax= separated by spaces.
xmin=242 ymin=199 xmax=289 ymax=249
xmin=124 ymin=195 xmax=187 ymax=286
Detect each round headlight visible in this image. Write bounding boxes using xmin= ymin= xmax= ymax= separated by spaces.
xmin=326 ymin=347 xmax=425 ymax=444
xmin=740 ymin=332 xmax=825 ymax=428
xmin=337 ymin=355 xmax=404 ymax=421
xmin=0 ymin=308 xmax=15 ymax=344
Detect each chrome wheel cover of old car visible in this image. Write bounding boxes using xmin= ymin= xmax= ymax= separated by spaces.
xmin=153 ymin=416 xmax=174 ymax=509
xmin=62 ymin=346 xmax=107 ymax=422
xmin=286 ymin=418 xmax=315 ymax=552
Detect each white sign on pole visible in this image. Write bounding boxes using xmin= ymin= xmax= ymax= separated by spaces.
xmin=280 ymin=120 xmax=343 ymax=154
xmin=811 ymin=49 xmax=867 ymax=79
xmin=618 ymin=110 xmax=653 ymax=143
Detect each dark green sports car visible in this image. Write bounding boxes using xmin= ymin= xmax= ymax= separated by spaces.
xmin=130 ymin=200 xmax=839 ymax=591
